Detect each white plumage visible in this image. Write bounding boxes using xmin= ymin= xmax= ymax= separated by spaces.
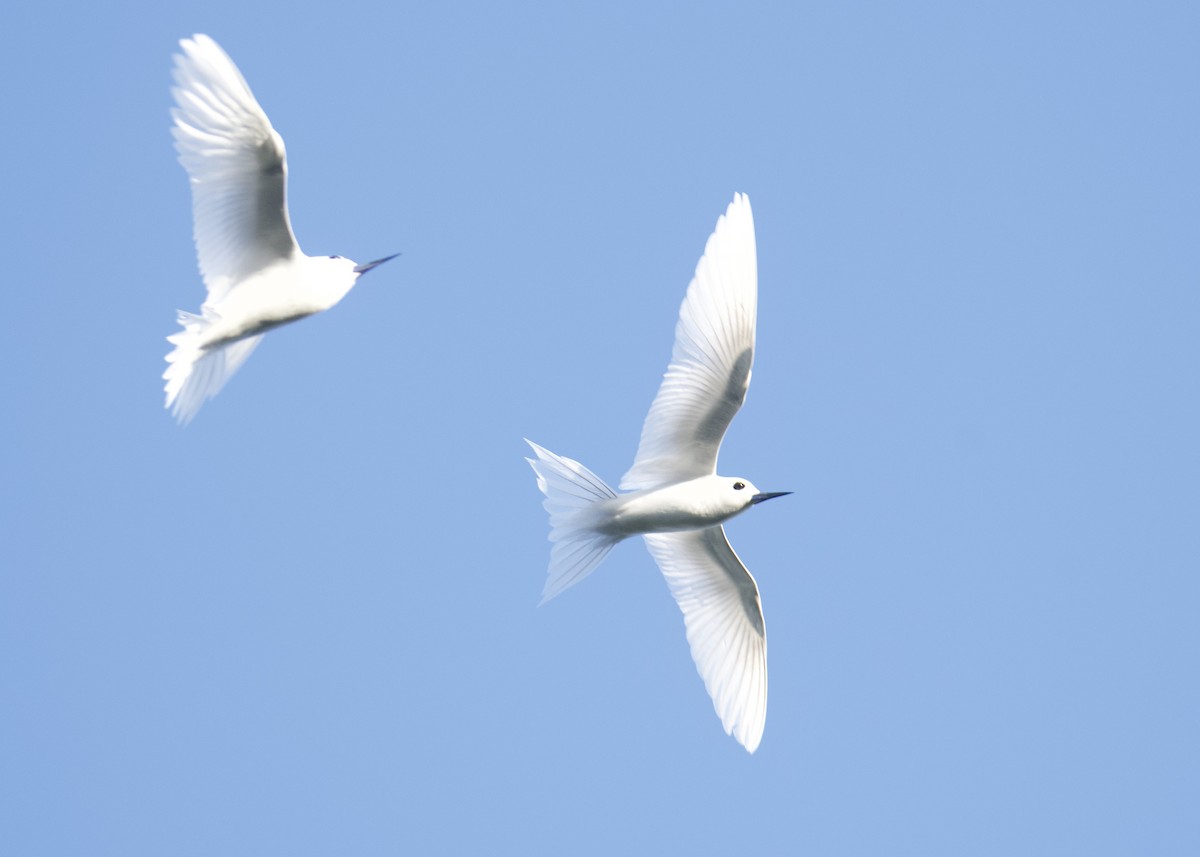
xmin=163 ymin=34 xmax=396 ymax=423
xmin=526 ymin=194 xmax=788 ymax=753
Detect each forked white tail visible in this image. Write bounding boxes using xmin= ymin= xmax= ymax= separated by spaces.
xmin=163 ymin=308 xmax=262 ymax=425
xmin=524 ymin=440 xmax=620 ymax=604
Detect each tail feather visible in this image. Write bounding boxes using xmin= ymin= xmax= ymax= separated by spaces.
xmin=163 ymin=308 xmax=262 ymax=424
xmin=525 ymin=440 xmax=621 ymax=604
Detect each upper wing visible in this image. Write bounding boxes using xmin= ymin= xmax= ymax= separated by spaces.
xmin=621 ymin=194 xmax=757 ymax=490
xmin=171 ymin=34 xmax=298 ymax=304
xmin=643 ymin=525 xmax=767 ymax=753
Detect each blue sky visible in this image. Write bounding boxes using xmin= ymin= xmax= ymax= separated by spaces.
xmin=3 ymin=1 xmax=1198 ymax=854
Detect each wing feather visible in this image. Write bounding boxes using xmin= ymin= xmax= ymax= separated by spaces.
xmin=171 ymin=34 xmax=298 ymax=304
xmin=643 ymin=526 xmax=767 ymax=753
xmin=621 ymin=194 xmax=757 ymax=490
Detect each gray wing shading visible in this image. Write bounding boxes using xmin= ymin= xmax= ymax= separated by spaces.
xmin=620 ymin=194 xmax=757 ymax=491
xmin=643 ymin=525 xmax=767 ymax=753
xmin=171 ymin=34 xmax=298 ymax=304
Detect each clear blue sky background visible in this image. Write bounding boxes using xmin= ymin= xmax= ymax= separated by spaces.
xmin=3 ymin=1 xmax=1197 ymax=854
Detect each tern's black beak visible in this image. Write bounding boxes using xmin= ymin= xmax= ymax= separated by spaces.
xmin=750 ymin=491 xmax=792 ymax=505
xmin=353 ymin=253 xmax=400 ymax=275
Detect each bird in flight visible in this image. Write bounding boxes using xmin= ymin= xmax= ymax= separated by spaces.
xmin=526 ymin=193 xmax=789 ymax=753
xmin=164 ymin=34 xmax=396 ymax=424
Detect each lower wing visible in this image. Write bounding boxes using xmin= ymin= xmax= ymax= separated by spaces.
xmin=643 ymin=525 xmax=767 ymax=752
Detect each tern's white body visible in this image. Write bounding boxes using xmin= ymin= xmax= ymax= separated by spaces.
xmin=588 ymin=476 xmax=762 ymax=537
xmin=189 ymin=256 xmax=357 ymax=351
xmin=163 ymin=35 xmax=393 ymax=424
xmin=526 ymin=194 xmax=787 ymax=754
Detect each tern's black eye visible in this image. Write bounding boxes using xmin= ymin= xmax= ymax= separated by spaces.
xmin=733 ymin=482 xmax=746 ymax=490
xmin=328 ymin=255 xmax=342 ymax=260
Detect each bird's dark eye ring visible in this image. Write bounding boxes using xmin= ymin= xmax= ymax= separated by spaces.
xmin=329 ymin=254 xmax=342 ymax=260
xmin=733 ymin=482 xmax=746 ymax=490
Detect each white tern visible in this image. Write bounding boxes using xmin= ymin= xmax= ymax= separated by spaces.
xmin=526 ymin=193 xmax=789 ymax=753
xmin=163 ymin=34 xmax=396 ymax=424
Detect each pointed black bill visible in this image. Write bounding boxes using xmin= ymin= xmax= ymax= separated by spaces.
xmin=354 ymin=253 xmax=400 ymax=275
xmin=750 ymin=491 xmax=792 ymax=505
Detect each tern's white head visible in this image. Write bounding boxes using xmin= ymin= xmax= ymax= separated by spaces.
xmin=308 ymin=252 xmax=398 ymax=308
xmin=675 ymin=475 xmax=792 ymax=523
xmin=721 ymin=477 xmax=792 ymax=513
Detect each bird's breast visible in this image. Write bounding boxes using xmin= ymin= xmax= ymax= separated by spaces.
xmin=196 ymin=266 xmax=328 ymax=350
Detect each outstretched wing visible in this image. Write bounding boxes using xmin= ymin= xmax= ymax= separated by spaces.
xmin=643 ymin=525 xmax=767 ymax=753
xmin=171 ymin=34 xmax=298 ymax=304
xmin=621 ymin=194 xmax=757 ymax=490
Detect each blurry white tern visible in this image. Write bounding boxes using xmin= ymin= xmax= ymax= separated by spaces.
xmin=163 ymin=34 xmax=396 ymax=423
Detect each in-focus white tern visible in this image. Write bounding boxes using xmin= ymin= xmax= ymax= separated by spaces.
xmin=526 ymin=193 xmax=788 ymax=753
xmin=163 ymin=34 xmax=396 ymax=423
